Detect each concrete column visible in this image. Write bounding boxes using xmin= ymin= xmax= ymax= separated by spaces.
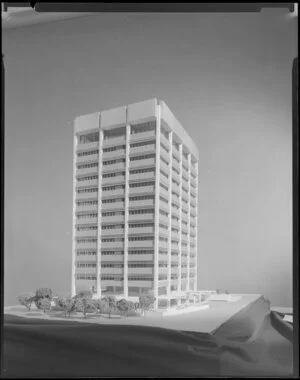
xmin=187 ymin=153 xmax=191 ymax=292
xmin=178 ymin=143 xmax=183 ymax=305
xmin=153 ymin=104 xmax=161 ymax=309
xmin=71 ymin=134 xmax=77 ymax=297
xmin=123 ymin=122 xmax=130 ymax=298
xmin=167 ymin=130 xmax=173 ymax=308
xmin=194 ymin=161 xmax=198 ymax=292
xmin=96 ymin=127 xmax=104 ymax=298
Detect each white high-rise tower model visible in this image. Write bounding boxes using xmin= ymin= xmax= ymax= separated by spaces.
xmin=72 ymin=99 xmax=198 ymax=309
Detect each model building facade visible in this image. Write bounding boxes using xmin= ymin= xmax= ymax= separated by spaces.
xmin=72 ymin=99 xmax=198 ymax=308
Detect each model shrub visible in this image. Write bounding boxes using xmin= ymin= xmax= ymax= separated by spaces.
xmin=139 ymin=294 xmax=156 ymax=316
xmin=17 ymin=293 xmax=35 ymax=311
xmin=101 ymin=296 xmax=117 ymax=318
xmin=38 ymin=298 xmax=52 ymax=314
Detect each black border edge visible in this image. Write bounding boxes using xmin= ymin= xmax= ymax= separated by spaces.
xmin=1 ymin=53 xmax=4 ymax=377
xmin=292 ymin=56 xmax=299 ymax=378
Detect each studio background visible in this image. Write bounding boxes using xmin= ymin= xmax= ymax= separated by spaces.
xmin=3 ymin=10 xmax=296 ymax=307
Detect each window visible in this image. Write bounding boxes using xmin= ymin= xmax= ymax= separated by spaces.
xmin=128 ymin=250 xmax=154 ymax=255
xmin=77 ymin=175 xmax=98 ymax=182
xmin=79 ymin=132 xmax=99 ymax=144
xmin=103 ymin=172 xmax=125 ymax=178
xmin=130 ymin=168 xmax=155 ymax=175
xmin=77 ymin=150 xmax=99 ymax=157
xmin=103 ymin=145 xmax=126 ymax=153
xmin=160 ymin=170 xmax=169 ymax=179
xmin=129 ymin=195 xmax=154 ymax=201
xmin=129 ymin=223 xmax=154 ymax=228
xmin=102 ymin=251 xmax=124 ymax=255
xmin=129 ymin=209 xmax=154 ymax=215
xmin=130 ymin=181 xmax=154 ymax=188
xmin=160 ymin=210 xmax=168 ymax=217
xmin=130 ymin=154 xmax=155 ymax=161
xmin=128 ymin=276 xmax=153 ymax=281
xmin=131 ymin=141 xmax=155 ymax=148
xmin=76 ymin=250 xmax=96 ymax=256
xmin=129 ymin=236 xmax=154 ymax=241
xmin=103 ymin=158 xmax=125 ymax=165
xmin=76 ymin=274 xmax=96 ymax=280
xmin=77 ymin=188 xmax=98 ymax=194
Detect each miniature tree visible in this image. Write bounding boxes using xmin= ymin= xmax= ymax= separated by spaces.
xmin=92 ymin=298 xmax=107 ymax=318
xmin=39 ymin=298 xmax=52 ymax=314
xmin=17 ymin=292 xmax=35 ymax=311
xmin=101 ymin=295 xmax=117 ymax=318
xmin=75 ymin=296 xmax=97 ymax=319
xmin=139 ymin=294 xmax=156 ymax=316
xmin=34 ymin=287 xmax=53 ymax=309
xmin=57 ymin=296 xmax=77 ymax=318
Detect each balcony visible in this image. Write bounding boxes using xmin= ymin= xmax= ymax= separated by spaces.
xmin=160 ymin=214 xmax=169 ymax=225
xmin=172 ymin=172 xmax=181 ymax=185
xmin=128 ymin=267 xmax=153 ymax=275
xmin=191 ymin=166 xmax=196 ymax=177
xmin=76 ymin=153 xmax=99 ymax=165
xmin=171 ymin=242 xmax=179 ymax=251
xmin=182 ymin=213 xmax=188 ymax=223
xmin=102 ymin=149 xmax=126 ymax=160
xmin=101 ymin=254 xmax=124 ymax=262
xmin=101 ymin=228 xmax=125 ymax=236
xmin=172 ymin=148 xmax=180 ymax=161
xmin=102 ymin=162 xmax=126 ymax=173
xmin=182 ymin=169 xmax=189 ymax=182
xmin=130 ymin=130 xmax=156 ymax=142
xmin=101 ymin=215 xmax=125 ymax=224
xmin=159 ymin=186 xmax=169 ymax=200
xmin=76 ymin=230 xmax=97 ymax=238
xmin=190 ymin=198 xmax=196 ymax=207
xmin=158 ymin=267 xmax=168 ymax=275
xmin=102 ymin=202 xmax=125 ymax=211
xmin=171 ymin=230 xmax=179 ymax=240
xmin=182 ymin=202 xmax=188 ymax=213
xmin=128 ymin=240 xmax=154 ymax=248
xmin=129 ymin=212 xmax=154 ymax=222
xmin=76 ymin=166 xmax=98 ymax=177
xmin=159 ymin=201 xmax=169 ymax=214
xmin=76 ymin=217 xmax=98 ymax=225
xmin=172 ymin=207 xmax=180 ymax=218
xmin=191 ymin=177 xmax=197 ymax=188
xmin=182 ymin=180 xmax=189 ymax=193
xmin=102 ymin=175 xmax=126 ymax=185
xmin=172 ymin=197 xmax=180 ymax=208
xmin=101 ymin=241 xmax=124 ymax=249
xmin=160 ymin=133 xmax=170 ymax=148
xmin=129 ymin=199 xmax=155 ymax=208
xmin=182 ymin=190 xmax=189 ymax=201
xmin=76 ymin=204 xmax=98 ymax=213
xmin=76 ymin=267 xmax=96 ymax=274
xmin=171 ymin=255 xmax=179 ymax=263
xmin=102 ymin=188 xmax=125 ymax=198
xmin=76 ymin=178 xmax=98 ymax=188
xmin=172 ymin=182 xmax=180 ymax=196
xmin=76 ymin=255 xmax=97 ymax=263
xmin=76 ymin=142 xmax=99 ymax=153
xmin=130 ymin=144 xmax=155 ymax=156
xmin=129 ymin=226 xmax=155 ymax=234
xmin=160 ymin=146 xmax=169 ymax=162
xmin=103 ymin=135 xmax=126 ymax=147
xmin=160 ymin=160 xmax=170 ymax=175
xmin=129 ymin=171 xmax=155 ymax=181
xmin=101 ymin=280 xmax=124 ymax=287
xmin=129 ymin=184 xmax=155 ymax=196
xmin=181 ymin=224 xmax=188 ymax=233
xmin=190 ymin=207 xmax=197 ymax=217
xmin=171 ymin=219 xmax=179 ymax=229
xmin=76 ymin=192 xmax=98 ymax=201
xmin=128 ymin=253 xmax=154 ymax=261
xmin=101 ymin=267 xmax=123 ymax=275
xmin=128 ymin=280 xmax=153 ymax=288
xmin=172 ymin=159 xmax=180 ymax=172
xmin=76 ymin=242 xmax=97 ymax=250
xmin=75 ymin=279 xmax=96 ymax=289
xmin=130 ymin=157 xmax=155 ymax=169
xmin=159 ymin=241 xmax=168 ymax=251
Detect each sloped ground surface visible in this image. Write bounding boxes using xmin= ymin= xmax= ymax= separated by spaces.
xmin=3 ymin=297 xmax=293 ymax=377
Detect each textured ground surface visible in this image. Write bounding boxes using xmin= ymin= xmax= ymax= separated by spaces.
xmin=3 ymin=296 xmax=293 ymax=377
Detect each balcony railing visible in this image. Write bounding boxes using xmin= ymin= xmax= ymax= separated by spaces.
xmin=76 ymin=192 xmax=98 ymax=201
xmin=76 ymin=166 xmax=99 ymax=177
xmin=76 ymin=178 xmax=98 ymax=188
xmin=130 ymin=130 xmax=156 ymax=142
xmin=76 ymin=204 xmax=98 ymax=213
xmin=128 ymin=267 xmax=153 ymax=275
xmin=191 ymin=177 xmax=197 ymax=188
xmin=76 ymin=230 xmax=97 ymax=238
xmin=101 ymin=215 xmax=125 ymax=224
xmin=75 ymin=242 xmax=97 ymax=249
xmin=101 ymin=254 xmax=124 ymax=262
xmin=102 ymin=175 xmax=126 ymax=185
xmin=101 ymin=241 xmax=124 ymax=249
xmin=160 ymin=147 xmax=169 ymax=163
xmin=76 ymin=255 xmax=97 ymax=263
xmin=129 ymin=172 xmax=155 ymax=181
xmin=76 ymin=153 xmax=99 ymax=164
xmin=129 ymin=184 xmax=155 ymax=195
xmin=76 ymin=217 xmax=98 ymax=225
xmin=128 ymin=240 xmax=154 ymax=248
xmin=102 ymin=162 xmax=126 ymax=173
xmin=159 ymin=187 xmax=169 ymax=200
xmin=130 ymin=144 xmax=155 ymax=156
xmin=102 ymin=149 xmax=126 ymax=160
xmin=172 ymin=149 xmax=180 ymax=161
xmin=129 ymin=199 xmax=155 ymax=208
xmin=102 ymin=189 xmax=125 ymax=198
xmin=130 ymin=157 xmax=155 ymax=169
xmin=101 ymin=279 xmax=123 ymax=287
xmin=103 ymin=135 xmax=126 ymax=146
xmin=128 ymin=212 xmax=155 ymax=222
xmin=101 ymin=228 xmax=125 ymax=236
xmin=102 ymin=202 xmax=125 ymax=211
xmin=160 ymin=133 xmax=170 ymax=148
xmin=76 ymin=142 xmax=99 ymax=152
xmin=128 ymin=280 xmax=153 ymax=288
xmin=128 ymin=253 xmax=154 ymax=261
xmin=101 ymin=268 xmax=123 ymax=275
xmin=129 ymin=226 xmax=155 ymax=234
